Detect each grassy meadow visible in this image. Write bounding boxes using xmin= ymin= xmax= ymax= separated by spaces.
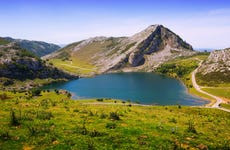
xmin=202 ymin=87 xmax=230 ymax=101
xmin=0 ymin=91 xmax=230 ymax=149
xmin=48 ymin=58 xmax=97 ymax=76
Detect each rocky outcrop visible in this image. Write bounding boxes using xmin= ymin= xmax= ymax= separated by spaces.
xmin=128 ymin=51 xmax=145 ymax=67
xmin=0 ymin=43 xmax=76 ymax=80
xmin=198 ymin=48 xmax=230 ymax=75
xmin=197 ymin=48 xmax=230 ymax=85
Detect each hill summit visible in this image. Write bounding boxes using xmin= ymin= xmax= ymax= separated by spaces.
xmin=44 ymin=25 xmax=195 ymax=75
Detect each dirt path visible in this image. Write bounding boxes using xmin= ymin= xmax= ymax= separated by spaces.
xmin=191 ymin=60 xmax=230 ymax=112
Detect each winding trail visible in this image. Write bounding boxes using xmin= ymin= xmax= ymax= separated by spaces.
xmin=191 ymin=59 xmax=230 ymax=112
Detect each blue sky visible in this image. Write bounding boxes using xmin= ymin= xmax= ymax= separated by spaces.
xmin=0 ymin=0 xmax=230 ymax=49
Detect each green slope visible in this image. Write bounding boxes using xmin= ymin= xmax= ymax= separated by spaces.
xmin=0 ymin=91 xmax=229 ymax=149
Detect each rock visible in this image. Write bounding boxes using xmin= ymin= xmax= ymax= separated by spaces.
xmin=128 ymin=51 xmax=144 ymax=67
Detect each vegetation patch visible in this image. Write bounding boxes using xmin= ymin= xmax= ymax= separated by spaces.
xmin=202 ymin=87 xmax=230 ymax=100
xmin=196 ymin=71 xmax=230 ymax=86
xmin=0 ymin=91 xmax=229 ymax=149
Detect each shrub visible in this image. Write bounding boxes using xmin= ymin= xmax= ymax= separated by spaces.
xmin=89 ymin=129 xmax=103 ymax=137
xmin=88 ymin=111 xmax=94 ymax=116
xmin=0 ymin=131 xmax=10 ymax=141
xmin=67 ymin=92 xmax=72 ymax=98
xmin=30 ymin=88 xmax=41 ymax=96
xmin=106 ymin=122 xmax=117 ymax=129
xmin=109 ymin=112 xmax=120 ymax=121
xmin=100 ymin=113 xmax=107 ymax=119
xmin=54 ymin=89 xmax=59 ymax=95
xmin=169 ymin=118 xmax=177 ymax=123
xmin=96 ymin=98 xmax=103 ymax=102
xmin=73 ymin=109 xmax=79 ymax=113
xmin=75 ymin=122 xmax=88 ymax=135
xmin=0 ymin=93 xmax=8 ymax=100
xmin=187 ymin=119 xmax=197 ymax=134
xmin=9 ymin=109 xmax=20 ymax=126
xmin=27 ymin=126 xmax=39 ymax=136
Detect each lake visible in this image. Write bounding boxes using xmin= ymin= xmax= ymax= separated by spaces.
xmin=43 ymin=72 xmax=208 ymax=106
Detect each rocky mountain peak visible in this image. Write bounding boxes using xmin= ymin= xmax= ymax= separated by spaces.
xmin=127 ymin=24 xmax=193 ymax=67
xmin=45 ymin=25 xmax=195 ymax=75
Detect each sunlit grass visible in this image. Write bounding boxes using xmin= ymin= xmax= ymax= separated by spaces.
xmin=49 ymin=58 xmax=97 ymax=76
xmin=0 ymin=91 xmax=230 ymax=149
xmin=202 ymin=87 xmax=230 ymax=100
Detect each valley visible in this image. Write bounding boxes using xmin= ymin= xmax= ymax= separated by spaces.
xmin=1 ymin=24 xmax=230 ymax=149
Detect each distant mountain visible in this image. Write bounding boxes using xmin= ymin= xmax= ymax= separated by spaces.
xmin=0 ymin=41 xmax=75 ymax=81
xmin=197 ymin=48 xmax=230 ymax=86
xmin=3 ymin=37 xmax=61 ymax=57
xmin=44 ymin=25 xmax=195 ymax=75
xmin=195 ymin=48 xmax=214 ymax=52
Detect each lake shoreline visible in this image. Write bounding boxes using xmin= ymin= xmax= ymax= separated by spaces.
xmin=42 ymin=72 xmax=208 ymax=106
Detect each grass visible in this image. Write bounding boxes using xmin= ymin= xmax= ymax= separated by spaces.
xmin=47 ymin=40 xmax=114 ymax=76
xmin=196 ymin=71 xmax=230 ymax=87
xmin=220 ymin=103 xmax=230 ymax=109
xmin=0 ymin=91 xmax=230 ymax=149
xmin=49 ymin=58 xmax=97 ymax=76
xmin=202 ymin=87 xmax=230 ymax=100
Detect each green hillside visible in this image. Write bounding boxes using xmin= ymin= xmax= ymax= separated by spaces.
xmin=0 ymin=91 xmax=229 ymax=149
xmin=3 ymin=37 xmax=60 ymax=57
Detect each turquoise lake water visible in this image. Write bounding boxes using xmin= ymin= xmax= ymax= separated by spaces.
xmin=43 ymin=72 xmax=208 ymax=106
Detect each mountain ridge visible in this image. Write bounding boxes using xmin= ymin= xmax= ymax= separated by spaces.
xmin=44 ymin=25 xmax=195 ymax=76
xmin=3 ymin=37 xmax=61 ymax=57
xmin=0 ymin=40 xmax=76 ymax=90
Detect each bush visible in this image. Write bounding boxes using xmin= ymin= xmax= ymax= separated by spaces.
xmin=30 ymin=88 xmax=41 ymax=96
xmin=54 ymin=89 xmax=59 ymax=95
xmin=187 ymin=119 xmax=197 ymax=134
xmin=89 ymin=129 xmax=103 ymax=137
xmin=0 ymin=93 xmax=8 ymax=100
xmin=169 ymin=118 xmax=177 ymax=123
xmin=9 ymin=109 xmax=20 ymax=126
xmin=27 ymin=126 xmax=39 ymax=136
xmin=106 ymin=122 xmax=117 ymax=129
xmin=0 ymin=131 xmax=10 ymax=141
xmin=96 ymin=98 xmax=103 ymax=102
xmin=75 ymin=122 xmax=88 ymax=135
xmin=100 ymin=113 xmax=107 ymax=119
xmin=109 ymin=112 xmax=120 ymax=121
